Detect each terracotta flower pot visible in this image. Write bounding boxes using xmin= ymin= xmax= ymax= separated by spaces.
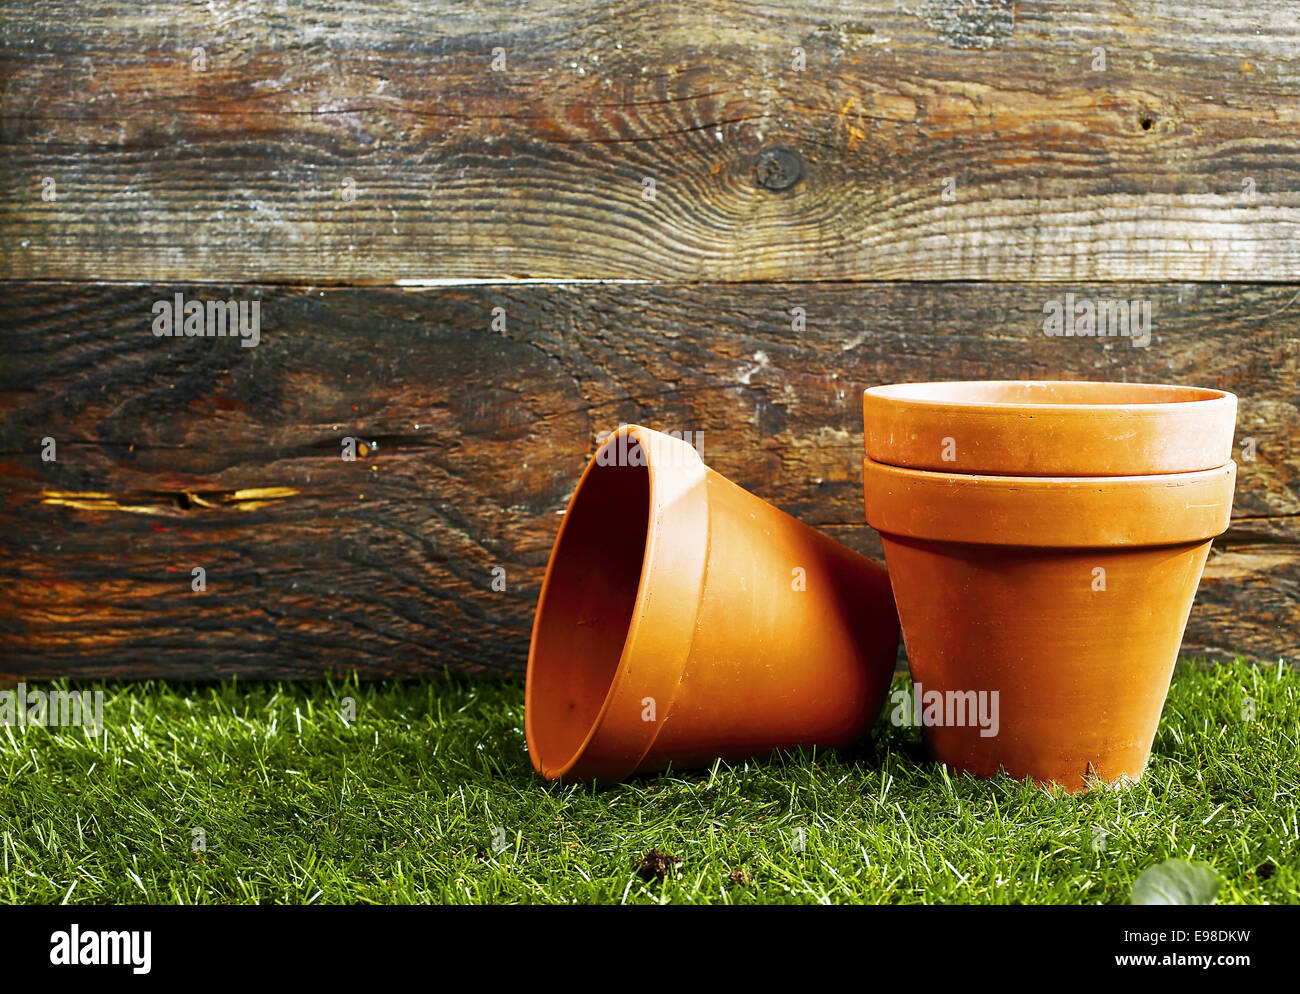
xmin=526 ymin=425 xmax=900 ymax=783
xmin=862 ymin=457 xmax=1237 ymax=791
xmin=863 ymin=380 xmax=1237 ymax=476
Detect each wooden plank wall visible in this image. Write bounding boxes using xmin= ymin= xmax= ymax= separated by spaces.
xmin=1 ymin=1 xmax=1297 ymax=677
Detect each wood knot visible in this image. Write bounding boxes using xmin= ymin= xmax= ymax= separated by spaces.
xmin=753 ymin=147 xmax=803 ymax=192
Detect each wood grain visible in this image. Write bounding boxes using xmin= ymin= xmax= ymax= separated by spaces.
xmin=1 ymin=280 xmax=1295 ymax=677
xmin=3 ymin=0 xmax=1300 ymax=282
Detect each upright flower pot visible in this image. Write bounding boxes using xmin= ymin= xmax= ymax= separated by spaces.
xmin=863 ymin=380 xmax=1237 ymax=476
xmin=862 ymin=457 xmax=1237 ymax=791
xmin=526 ymin=425 xmax=900 ymax=783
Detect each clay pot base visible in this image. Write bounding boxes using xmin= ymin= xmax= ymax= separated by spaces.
xmin=882 ymin=533 xmax=1214 ymax=791
xmin=865 ymin=457 xmax=1236 ymax=793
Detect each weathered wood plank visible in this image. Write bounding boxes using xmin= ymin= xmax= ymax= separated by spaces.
xmin=3 ymin=1 xmax=1299 ymax=282
xmin=1 ymin=280 xmax=1295 ymax=676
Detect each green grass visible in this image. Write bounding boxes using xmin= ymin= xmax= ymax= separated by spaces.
xmin=1 ymin=658 xmax=1296 ymax=905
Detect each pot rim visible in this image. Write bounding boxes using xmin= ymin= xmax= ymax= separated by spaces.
xmin=525 ymin=424 xmax=709 ymax=781
xmin=863 ymin=457 xmax=1237 ymax=547
xmin=863 ymin=379 xmax=1235 ymax=412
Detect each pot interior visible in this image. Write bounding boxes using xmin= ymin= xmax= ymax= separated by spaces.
xmin=528 ymin=443 xmax=650 ymax=771
xmin=868 ymin=380 xmax=1225 ymax=408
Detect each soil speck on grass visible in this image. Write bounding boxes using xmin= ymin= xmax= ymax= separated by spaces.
xmin=728 ymin=869 xmax=753 ymax=885
xmin=637 ymin=848 xmax=680 ymax=882
xmin=1257 ymin=862 xmax=1276 ymax=880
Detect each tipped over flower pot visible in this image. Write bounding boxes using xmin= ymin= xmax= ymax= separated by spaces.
xmin=862 ymin=457 xmax=1237 ymax=791
xmin=526 ymin=425 xmax=900 ymax=783
xmin=863 ymin=380 xmax=1237 ymax=476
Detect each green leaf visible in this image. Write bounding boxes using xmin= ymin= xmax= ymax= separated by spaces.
xmin=1130 ymin=859 xmax=1222 ymax=905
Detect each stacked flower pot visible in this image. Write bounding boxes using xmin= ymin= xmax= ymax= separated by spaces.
xmin=862 ymin=381 xmax=1238 ymax=791
xmin=522 ymin=381 xmax=1237 ymax=793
